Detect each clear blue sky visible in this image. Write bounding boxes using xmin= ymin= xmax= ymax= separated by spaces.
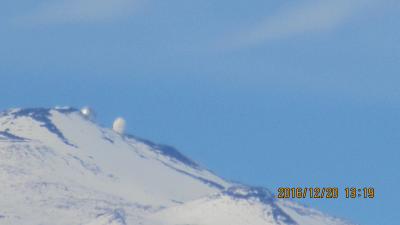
xmin=1 ymin=1 xmax=399 ymax=224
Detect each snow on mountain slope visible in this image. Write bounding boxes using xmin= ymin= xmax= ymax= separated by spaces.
xmin=149 ymin=186 xmax=352 ymax=225
xmin=0 ymin=107 xmax=353 ymax=225
xmin=83 ymin=209 xmax=127 ymax=225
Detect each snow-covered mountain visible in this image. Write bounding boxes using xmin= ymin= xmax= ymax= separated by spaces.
xmin=0 ymin=107 xmax=353 ymax=225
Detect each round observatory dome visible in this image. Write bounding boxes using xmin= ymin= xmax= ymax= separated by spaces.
xmin=80 ymin=107 xmax=95 ymax=120
xmin=113 ymin=117 xmax=126 ymax=134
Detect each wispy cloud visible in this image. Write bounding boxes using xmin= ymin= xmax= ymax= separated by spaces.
xmin=20 ymin=0 xmax=137 ymax=25
xmin=230 ymin=0 xmax=382 ymax=47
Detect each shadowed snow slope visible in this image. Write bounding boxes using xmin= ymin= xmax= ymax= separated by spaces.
xmin=0 ymin=107 xmax=353 ymax=225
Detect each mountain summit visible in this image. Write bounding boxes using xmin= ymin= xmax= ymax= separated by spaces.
xmin=0 ymin=107 xmax=352 ymax=225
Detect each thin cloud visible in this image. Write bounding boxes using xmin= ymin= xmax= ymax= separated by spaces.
xmin=231 ymin=0 xmax=381 ymax=47
xmin=20 ymin=0 xmax=136 ymax=25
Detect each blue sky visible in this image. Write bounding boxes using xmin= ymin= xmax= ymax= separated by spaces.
xmin=1 ymin=0 xmax=399 ymax=224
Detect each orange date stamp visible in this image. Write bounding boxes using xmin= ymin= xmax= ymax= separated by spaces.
xmin=275 ymin=187 xmax=375 ymax=199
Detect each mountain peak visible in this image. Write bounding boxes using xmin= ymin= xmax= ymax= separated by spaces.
xmin=1 ymin=106 xmax=79 ymax=117
xmin=0 ymin=106 xmax=353 ymax=225
xmin=4 ymin=107 xmax=79 ymax=147
xmin=0 ymin=106 xmax=202 ymax=170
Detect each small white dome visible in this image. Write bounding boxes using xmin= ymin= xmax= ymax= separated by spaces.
xmin=80 ymin=107 xmax=96 ymax=120
xmin=81 ymin=107 xmax=91 ymax=116
xmin=113 ymin=117 xmax=126 ymax=134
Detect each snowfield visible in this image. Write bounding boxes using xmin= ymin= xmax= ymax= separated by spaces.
xmin=0 ymin=107 xmax=353 ymax=225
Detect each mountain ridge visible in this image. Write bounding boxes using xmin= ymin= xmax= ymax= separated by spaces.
xmin=0 ymin=107 xmax=353 ymax=225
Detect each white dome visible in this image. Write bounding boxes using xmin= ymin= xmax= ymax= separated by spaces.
xmin=113 ymin=117 xmax=126 ymax=134
xmin=80 ymin=107 xmax=94 ymax=118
